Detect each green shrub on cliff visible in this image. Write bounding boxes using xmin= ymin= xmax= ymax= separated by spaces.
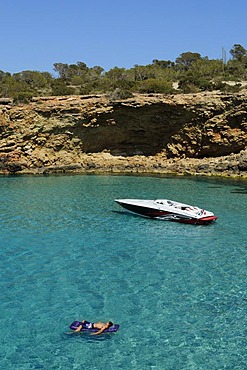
xmin=51 ymin=79 xmax=75 ymax=96
xmin=13 ymin=91 xmax=34 ymax=104
xmin=0 ymin=75 xmax=33 ymax=102
xmin=135 ymin=79 xmax=174 ymax=94
xmin=107 ymin=88 xmax=133 ymax=100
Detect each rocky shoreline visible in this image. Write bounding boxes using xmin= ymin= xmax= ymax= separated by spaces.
xmin=8 ymin=151 xmax=245 ymax=179
xmin=0 ymin=92 xmax=246 ymax=179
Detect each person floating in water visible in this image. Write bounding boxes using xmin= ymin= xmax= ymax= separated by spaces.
xmin=70 ymin=320 xmax=114 ymax=335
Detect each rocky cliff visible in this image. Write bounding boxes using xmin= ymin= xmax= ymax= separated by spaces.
xmin=0 ymin=91 xmax=246 ymax=178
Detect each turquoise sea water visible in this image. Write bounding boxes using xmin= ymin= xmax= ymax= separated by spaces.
xmin=0 ymin=174 xmax=246 ymax=370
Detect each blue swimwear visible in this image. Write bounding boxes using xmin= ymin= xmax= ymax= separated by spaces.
xmin=81 ymin=321 xmax=93 ymax=329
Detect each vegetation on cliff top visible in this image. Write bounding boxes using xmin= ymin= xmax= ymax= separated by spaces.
xmin=1 ymin=44 xmax=247 ymax=103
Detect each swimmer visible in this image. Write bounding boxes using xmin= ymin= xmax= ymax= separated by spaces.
xmin=71 ymin=320 xmax=113 ymax=335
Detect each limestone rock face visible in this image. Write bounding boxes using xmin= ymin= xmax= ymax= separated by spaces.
xmin=0 ymin=92 xmax=246 ymax=177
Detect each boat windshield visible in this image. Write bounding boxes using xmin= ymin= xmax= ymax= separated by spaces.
xmin=155 ymin=200 xmax=173 ymax=206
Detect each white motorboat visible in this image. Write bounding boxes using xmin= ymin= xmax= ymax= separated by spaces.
xmin=115 ymin=198 xmax=218 ymax=224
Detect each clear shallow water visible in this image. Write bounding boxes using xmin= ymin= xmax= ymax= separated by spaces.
xmin=0 ymin=174 xmax=246 ymax=370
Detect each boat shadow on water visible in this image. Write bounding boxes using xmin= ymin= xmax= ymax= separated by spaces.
xmin=112 ymin=210 xmax=144 ymax=218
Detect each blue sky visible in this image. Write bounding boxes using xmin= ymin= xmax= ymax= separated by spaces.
xmin=1 ymin=0 xmax=246 ymax=75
